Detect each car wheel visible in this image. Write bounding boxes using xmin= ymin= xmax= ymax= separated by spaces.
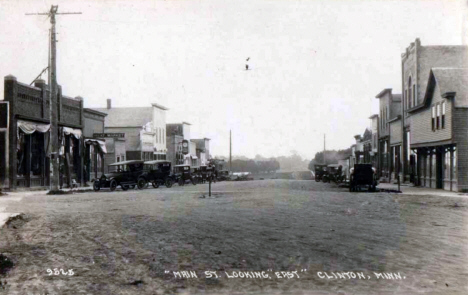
xmin=109 ymin=180 xmax=117 ymax=192
xmin=137 ymin=178 xmax=146 ymax=190
xmin=122 ymin=185 xmax=129 ymax=191
xmin=152 ymin=181 xmax=159 ymax=188
xmin=93 ymin=182 xmax=101 ymax=192
xmin=179 ymin=178 xmax=185 ymax=186
xmin=165 ymin=179 xmax=173 ymax=188
xmin=191 ymin=177 xmax=197 ymax=185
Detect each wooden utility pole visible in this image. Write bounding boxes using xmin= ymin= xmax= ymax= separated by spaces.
xmin=26 ymin=6 xmax=81 ymax=191
xmin=323 ymin=134 xmax=326 ymax=164
xmin=229 ymin=130 xmax=232 ymax=173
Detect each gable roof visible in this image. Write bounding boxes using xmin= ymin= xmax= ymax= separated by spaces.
xmin=409 ymin=68 xmax=468 ymax=112
xmin=93 ymin=107 xmax=153 ymax=127
xmin=433 ymin=68 xmax=468 ymax=107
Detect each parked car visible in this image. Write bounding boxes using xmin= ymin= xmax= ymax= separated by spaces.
xmin=144 ymin=160 xmax=174 ymax=188
xmin=349 ymin=164 xmax=378 ymax=192
xmin=192 ymin=166 xmax=203 ymax=184
xmin=314 ymin=164 xmax=327 ymax=182
xmin=217 ymin=170 xmax=230 ymax=181
xmin=322 ymin=164 xmax=345 ymax=184
xmin=173 ymin=165 xmax=197 ymax=186
xmin=232 ymin=172 xmax=254 ymax=181
xmin=93 ymin=160 xmax=147 ymax=192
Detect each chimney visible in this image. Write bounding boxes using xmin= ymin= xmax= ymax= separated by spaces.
xmin=107 ymin=99 xmax=111 ymax=109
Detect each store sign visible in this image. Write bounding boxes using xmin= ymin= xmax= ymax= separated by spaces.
xmin=182 ymin=140 xmax=189 ymax=155
xmin=93 ymin=133 xmax=125 ymax=138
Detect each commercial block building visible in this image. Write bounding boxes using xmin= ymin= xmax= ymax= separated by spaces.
xmin=408 ymin=68 xmax=468 ymax=191
xmin=375 ymin=88 xmax=401 ymax=181
xmin=401 ymin=39 xmax=468 ymax=183
xmin=93 ymin=99 xmax=168 ymax=162
xmin=2 ymin=76 xmax=84 ymax=190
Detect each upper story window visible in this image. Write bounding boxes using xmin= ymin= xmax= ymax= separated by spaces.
xmin=442 ymin=102 xmax=446 ymax=129
xmin=431 ymin=105 xmax=436 ymax=131
xmin=408 ymin=77 xmax=412 ymax=108
xmin=412 ymin=84 xmax=416 ymax=107
xmin=436 ymin=104 xmax=441 ymax=129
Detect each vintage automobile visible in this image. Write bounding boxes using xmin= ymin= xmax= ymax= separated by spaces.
xmin=349 ymin=164 xmax=378 ymax=192
xmin=232 ymin=172 xmax=254 ymax=181
xmin=322 ymin=164 xmax=345 ymax=184
xmin=173 ymin=164 xmax=197 ymax=186
xmin=93 ymin=160 xmax=147 ymax=192
xmin=144 ymin=160 xmax=174 ymax=188
xmin=314 ymin=164 xmax=328 ymax=182
xmin=192 ymin=166 xmax=203 ymax=184
xmin=217 ymin=170 xmax=230 ymax=181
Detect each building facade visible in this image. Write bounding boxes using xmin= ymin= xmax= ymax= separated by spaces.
xmin=83 ymin=108 xmax=107 ymax=181
xmin=401 ymin=39 xmax=468 ymax=183
xmin=408 ymin=68 xmax=468 ymax=191
xmin=191 ymin=138 xmax=211 ymax=166
xmin=166 ymin=122 xmax=195 ymax=167
xmin=94 ymin=99 xmax=168 ymax=162
xmin=2 ymin=76 xmax=84 ymax=189
xmin=375 ymin=88 xmax=401 ymax=181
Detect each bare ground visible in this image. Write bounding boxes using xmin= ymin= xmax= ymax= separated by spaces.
xmin=0 ymin=180 xmax=467 ymax=294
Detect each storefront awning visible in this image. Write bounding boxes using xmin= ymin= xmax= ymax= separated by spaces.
xmin=17 ymin=120 xmax=50 ymax=134
xmin=85 ymin=138 xmax=107 ymax=154
xmin=63 ymin=127 xmax=82 ymax=139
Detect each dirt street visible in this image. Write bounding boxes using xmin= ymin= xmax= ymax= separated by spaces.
xmin=1 ymin=180 xmax=467 ymax=294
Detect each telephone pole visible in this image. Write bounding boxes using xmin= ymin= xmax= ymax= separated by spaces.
xmin=323 ymin=134 xmax=326 ymax=164
xmin=229 ymin=130 xmax=232 ymax=173
xmin=26 ymin=5 xmax=81 ymax=191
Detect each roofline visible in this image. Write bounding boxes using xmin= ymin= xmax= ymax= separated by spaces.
xmin=369 ymin=114 xmax=378 ymax=119
xmin=375 ymin=88 xmax=392 ymax=98
xmin=84 ymin=108 xmax=108 ymax=117
xmin=182 ymin=121 xmax=191 ymax=125
xmin=408 ymin=69 xmax=436 ymax=114
xmin=388 ymin=115 xmax=401 ymax=124
xmin=151 ymin=103 xmax=169 ymax=110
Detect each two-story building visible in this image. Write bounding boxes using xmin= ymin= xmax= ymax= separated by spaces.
xmin=191 ymin=138 xmax=211 ymax=165
xmin=375 ymin=88 xmax=402 ymax=181
xmin=408 ymin=68 xmax=468 ymax=192
xmin=401 ymin=39 xmax=468 ymax=183
xmin=93 ymin=99 xmax=168 ymax=164
xmin=166 ymin=122 xmax=199 ymax=166
xmin=2 ymin=76 xmax=84 ymax=190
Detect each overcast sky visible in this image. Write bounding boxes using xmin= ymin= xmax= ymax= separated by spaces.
xmin=0 ymin=0 xmax=466 ymax=159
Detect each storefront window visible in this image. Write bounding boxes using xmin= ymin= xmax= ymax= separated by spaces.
xmin=426 ymin=153 xmax=431 ymax=179
xmin=90 ymin=145 xmax=95 ymax=173
xmin=31 ymin=132 xmax=43 ymax=176
xmin=444 ymin=148 xmax=450 ymax=180
xmin=17 ymin=132 xmax=26 ymax=177
xmin=431 ymin=151 xmax=436 ymax=180
xmin=452 ymin=148 xmax=457 ymax=180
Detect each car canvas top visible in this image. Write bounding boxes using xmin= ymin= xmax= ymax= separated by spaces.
xmin=109 ymin=160 xmax=145 ymax=166
xmin=144 ymin=160 xmax=171 ymax=165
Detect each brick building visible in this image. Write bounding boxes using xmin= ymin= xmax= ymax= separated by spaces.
xmin=2 ymin=76 xmax=84 ymax=190
xmin=401 ymin=39 xmax=468 ymax=183
xmin=408 ymin=68 xmax=468 ymax=191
